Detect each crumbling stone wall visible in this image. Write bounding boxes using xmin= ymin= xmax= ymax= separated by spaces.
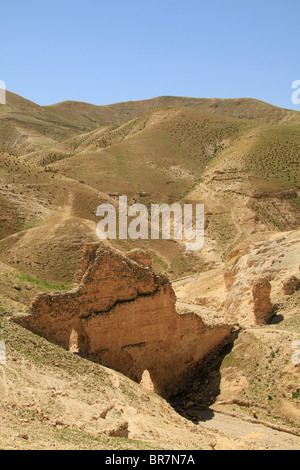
xmin=20 ymin=244 xmax=233 ymax=396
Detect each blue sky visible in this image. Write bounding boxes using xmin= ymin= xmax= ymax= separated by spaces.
xmin=1 ymin=0 xmax=300 ymax=110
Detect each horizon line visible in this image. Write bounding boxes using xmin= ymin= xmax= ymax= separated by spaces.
xmin=3 ymin=88 xmax=300 ymax=113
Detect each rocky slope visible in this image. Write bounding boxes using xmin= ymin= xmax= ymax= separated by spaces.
xmin=19 ymin=245 xmax=233 ymax=396
xmin=0 ymin=92 xmax=299 ymax=450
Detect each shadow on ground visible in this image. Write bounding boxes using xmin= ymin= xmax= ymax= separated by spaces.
xmin=269 ymin=314 xmax=284 ymax=325
xmin=167 ymin=330 xmax=240 ymax=424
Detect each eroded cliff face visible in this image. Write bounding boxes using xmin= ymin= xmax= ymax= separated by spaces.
xmin=224 ymin=231 xmax=300 ymax=326
xmin=20 ymin=244 xmax=233 ymax=396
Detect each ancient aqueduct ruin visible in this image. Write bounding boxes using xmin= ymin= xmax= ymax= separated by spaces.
xmin=20 ymin=244 xmax=234 ymax=396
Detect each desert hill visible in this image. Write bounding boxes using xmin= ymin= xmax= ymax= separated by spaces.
xmin=48 ymin=95 xmax=300 ymax=128
xmin=0 ymin=93 xmax=298 ymax=279
xmin=2 ymin=91 xmax=300 ymax=154
xmin=0 ymin=91 xmax=299 ymax=450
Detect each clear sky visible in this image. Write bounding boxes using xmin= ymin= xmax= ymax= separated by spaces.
xmin=1 ymin=0 xmax=300 ymax=110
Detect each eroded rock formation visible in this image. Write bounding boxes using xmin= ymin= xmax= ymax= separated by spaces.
xmin=252 ymin=279 xmax=275 ymax=325
xmin=224 ymin=232 xmax=300 ymax=325
xmin=19 ymin=243 xmax=233 ymax=396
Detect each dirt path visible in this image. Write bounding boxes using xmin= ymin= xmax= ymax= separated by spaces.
xmin=173 ymin=275 xmax=300 ymax=450
xmin=197 ymin=409 xmax=300 ymax=450
xmin=172 ymin=274 xmax=203 ymax=288
xmin=176 ymin=301 xmax=213 ymax=316
xmin=57 ymin=192 xmax=74 ymax=221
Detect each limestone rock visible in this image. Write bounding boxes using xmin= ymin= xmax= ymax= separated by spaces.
xmin=224 ymin=232 xmax=300 ymax=326
xmin=282 ymin=276 xmax=300 ymax=295
xmin=19 ymin=243 xmax=233 ymax=396
xmin=126 ymin=249 xmax=153 ymax=270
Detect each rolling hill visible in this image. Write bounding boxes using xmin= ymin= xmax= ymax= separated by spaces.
xmin=0 ymin=92 xmax=298 ymax=279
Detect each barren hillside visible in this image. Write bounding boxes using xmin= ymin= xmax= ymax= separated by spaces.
xmin=0 ymin=92 xmax=299 ymax=450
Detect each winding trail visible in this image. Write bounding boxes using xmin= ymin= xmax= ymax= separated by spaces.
xmin=198 ymin=409 xmax=300 ymax=450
